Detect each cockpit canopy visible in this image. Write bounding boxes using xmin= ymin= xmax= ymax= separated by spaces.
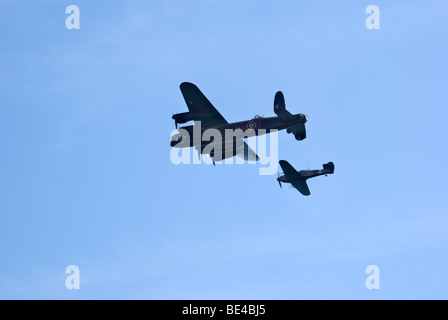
xmin=252 ymin=115 xmax=264 ymax=119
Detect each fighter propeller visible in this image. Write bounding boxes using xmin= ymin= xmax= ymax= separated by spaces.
xmin=277 ymin=173 xmax=282 ymax=188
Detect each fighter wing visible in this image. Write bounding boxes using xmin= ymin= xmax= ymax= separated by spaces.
xmin=180 ymin=82 xmax=228 ymax=127
xmin=291 ymin=180 xmax=311 ymax=196
xmin=279 ymin=160 xmax=300 ymax=180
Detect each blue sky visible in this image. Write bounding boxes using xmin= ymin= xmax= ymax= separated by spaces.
xmin=1 ymin=0 xmax=447 ymax=299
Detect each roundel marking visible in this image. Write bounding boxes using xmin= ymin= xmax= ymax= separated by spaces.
xmin=247 ymin=121 xmax=256 ymax=129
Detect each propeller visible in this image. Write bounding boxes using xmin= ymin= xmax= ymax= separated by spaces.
xmin=277 ymin=173 xmax=282 ymax=188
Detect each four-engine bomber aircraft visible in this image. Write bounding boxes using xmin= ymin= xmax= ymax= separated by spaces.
xmin=171 ymin=82 xmax=308 ymax=163
xmin=277 ymin=160 xmax=335 ymax=196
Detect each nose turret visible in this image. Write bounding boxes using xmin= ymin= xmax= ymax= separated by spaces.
xmin=170 ymin=135 xmax=183 ymax=147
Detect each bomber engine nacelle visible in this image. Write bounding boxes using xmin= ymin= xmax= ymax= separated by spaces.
xmin=201 ymin=143 xmax=240 ymax=162
xmin=172 ymin=112 xmax=195 ymax=128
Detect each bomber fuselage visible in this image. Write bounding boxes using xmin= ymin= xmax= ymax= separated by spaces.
xmin=170 ymin=114 xmax=307 ymax=148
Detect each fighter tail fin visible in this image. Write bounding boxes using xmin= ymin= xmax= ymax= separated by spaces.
xmin=323 ymin=162 xmax=334 ymax=174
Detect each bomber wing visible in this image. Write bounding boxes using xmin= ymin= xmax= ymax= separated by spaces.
xmin=200 ymin=140 xmax=259 ymax=162
xmin=180 ymin=82 xmax=228 ymax=128
xmin=235 ymin=141 xmax=260 ymax=162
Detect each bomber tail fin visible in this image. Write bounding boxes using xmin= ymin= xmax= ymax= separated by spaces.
xmin=274 ymin=91 xmax=286 ymax=115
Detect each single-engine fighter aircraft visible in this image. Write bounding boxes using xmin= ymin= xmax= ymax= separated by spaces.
xmin=277 ymin=160 xmax=334 ymax=196
xmin=170 ymin=82 xmax=308 ymax=163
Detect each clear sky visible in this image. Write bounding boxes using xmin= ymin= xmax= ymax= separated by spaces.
xmin=1 ymin=0 xmax=447 ymax=299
